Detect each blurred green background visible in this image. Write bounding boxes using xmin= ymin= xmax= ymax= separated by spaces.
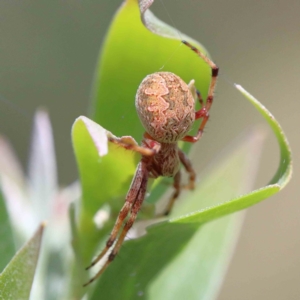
xmin=0 ymin=0 xmax=299 ymax=299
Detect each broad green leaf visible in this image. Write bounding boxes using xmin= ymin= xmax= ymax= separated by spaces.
xmin=73 ymin=0 xmax=210 ymax=265
xmin=91 ymin=0 xmax=210 ymax=139
xmin=72 ymin=116 xmax=139 ymax=214
xmin=0 ymin=224 xmax=45 ymax=300
xmin=0 ymin=189 xmax=15 ymax=272
xmin=88 ymin=0 xmax=210 ymax=208
xmin=72 ymin=116 xmax=139 ymax=262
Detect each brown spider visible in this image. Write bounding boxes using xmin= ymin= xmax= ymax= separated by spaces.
xmin=84 ymin=40 xmax=218 ymax=286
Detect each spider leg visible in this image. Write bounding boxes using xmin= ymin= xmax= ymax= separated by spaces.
xmin=161 ymin=170 xmax=181 ymax=216
xmin=178 ymin=149 xmax=196 ymax=190
xmin=181 ymin=40 xmax=219 ymax=143
xmin=84 ymin=162 xmax=148 ymax=286
xmin=84 ymin=166 xmax=148 ymax=286
xmin=196 ymin=89 xmax=204 ymax=108
xmin=188 ymin=79 xmax=204 ymax=108
xmin=107 ymin=173 xmax=148 ymax=263
xmin=160 ymin=149 xmax=196 ymax=216
xmin=108 ymin=134 xmax=159 ymax=156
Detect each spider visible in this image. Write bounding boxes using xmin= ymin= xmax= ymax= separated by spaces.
xmin=84 ymin=40 xmax=218 ymax=286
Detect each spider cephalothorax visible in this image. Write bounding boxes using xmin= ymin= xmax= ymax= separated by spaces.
xmin=84 ymin=40 xmax=219 ymax=286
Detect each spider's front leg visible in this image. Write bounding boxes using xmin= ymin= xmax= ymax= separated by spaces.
xmin=84 ymin=162 xmax=149 ymax=286
xmin=182 ymin=40 xmax=219 ymax=143
xmin=107 ymin=133 xmax=160 ymax=156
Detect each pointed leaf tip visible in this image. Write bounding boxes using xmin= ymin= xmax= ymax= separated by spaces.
xmin=0 ymin=223 xmax=45 ymax=300
xmin=235 ymin=84 xmax=292 ymax=188
xmin=73 ymin=116 xmax=108 ymax=157
xmin=29 ymin=109 xmax=57 ymax=221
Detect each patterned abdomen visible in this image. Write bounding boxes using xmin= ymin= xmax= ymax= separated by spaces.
xmin=135 ymin=72 xmax=195 ymax=143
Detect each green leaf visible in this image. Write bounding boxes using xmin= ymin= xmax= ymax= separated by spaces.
xmin=235 ymin=85 xmax=292 ymax=187
xmin=0 ymin=189 xmax=15 ymax=272
xmin=72 ymin=116 xmax=139 ymax=215
xmin=91 ymin=0 xmax=210 ymax=140
xmin=72 ymin=116 xmax=139 ymax=263
xmin=0 ymin=224 xmax=45 ymax=300
xmin=73 ymin=0 xmax=210 ymax=265
xmin=89 ymin=0 xmax=210 ymax=205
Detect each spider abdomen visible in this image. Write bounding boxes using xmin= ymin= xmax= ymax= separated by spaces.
xmin=136 ymin=72 xmax=195 ymax=143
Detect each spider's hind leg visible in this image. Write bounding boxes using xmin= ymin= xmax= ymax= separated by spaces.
xmin=160 ymin=171 xmax=181 ymax=216
xmin=159 ymin=149 xmax=196 ymax=217
xmin=84 ymin=162 xmax=148 ymax=286
xmin=178 ymin=149 xmax=196 ymax=190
